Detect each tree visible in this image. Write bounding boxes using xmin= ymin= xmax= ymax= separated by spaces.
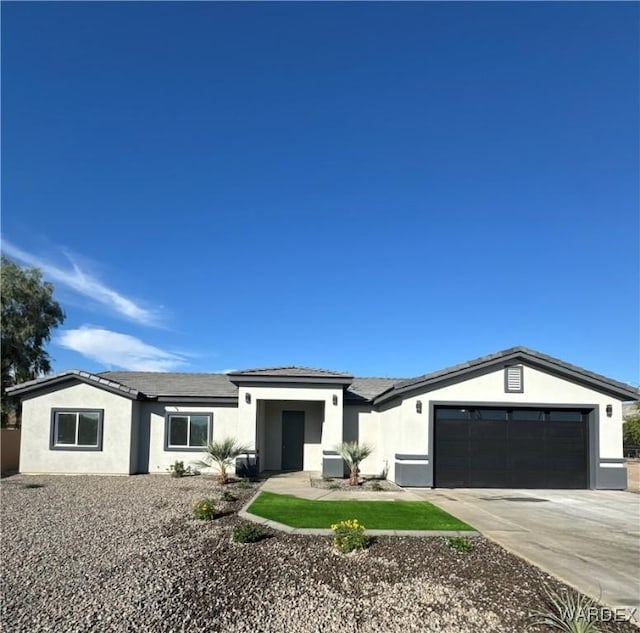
xmin=1 ymin=256 xmax=65 ymax=425
xmin=193 ymin=437 xmax=250 ymax=483
xmin=623 ymin=403 xmax=640 ymax=447
xmin=335 ymin=441 xmax=373 ymax=485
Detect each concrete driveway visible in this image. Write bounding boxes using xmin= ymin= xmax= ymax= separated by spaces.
xmin=414 ymin=489 xmax=640 ymax=616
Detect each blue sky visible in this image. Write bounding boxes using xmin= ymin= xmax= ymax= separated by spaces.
xmin=2 ymin=2 xmax=638 ymax=384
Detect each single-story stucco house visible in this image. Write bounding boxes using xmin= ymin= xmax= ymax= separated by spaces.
xmin=7 ymin=347 xmax=638 ymax=489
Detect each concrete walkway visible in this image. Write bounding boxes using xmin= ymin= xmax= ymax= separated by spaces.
xmin=258 ymin=470 xmax=426 ymax=501
xmin=240 ymin=471 xmax=477 ymax=537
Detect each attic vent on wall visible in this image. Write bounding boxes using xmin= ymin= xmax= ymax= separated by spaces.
xmin=505 ymin=365 xmax=524 ymax=393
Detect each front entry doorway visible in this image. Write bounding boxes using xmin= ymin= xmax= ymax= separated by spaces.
xmin=282 ymin=411 xmax=305 ymax=470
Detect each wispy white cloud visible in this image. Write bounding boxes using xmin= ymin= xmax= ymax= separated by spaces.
xmin=2 ymin=240 xmax=162 ymax=327
xmin=57 ymin=326 xmax=189 ymax=371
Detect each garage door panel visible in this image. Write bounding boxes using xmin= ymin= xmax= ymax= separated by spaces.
xmin=469 ymin=420 xmax=507 ymax=438
xmin=436 ymin=420 xmax=469 ymax=440
xmin=435 ymin=407 xmax=588 ymax=489
xmin=437 ymin=470 xmax=469 ymax=487
xmin=509 ymin=447 xmax=544 ymax=469
xmin=546 ymin=422 xmax=585 ymax=439
xmin=509 ymin=420 xmax=545 ymax=441
xmin=470 ymin=468 xmax=510 ymax=488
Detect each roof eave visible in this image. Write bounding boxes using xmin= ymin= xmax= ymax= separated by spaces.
xmin=374 ymin=350 xmax=638 ymax=405
xmin=155 ymin=395 xmax=238 ymax=404
xmin=228 ymin=375 xmax=353 ymax=386
xmin=6 ymin=372 xmax=141 ymax=401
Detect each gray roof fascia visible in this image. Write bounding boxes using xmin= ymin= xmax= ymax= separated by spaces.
xmin=374 ymin=348 xmax=638 ymax=405
xmin=5 ymin=371 xmax=142 ymax=401
xmin=155 ymin=396 xmax=239 ymax=405
xmin=228 ymin=375 xmax=353 ymax=387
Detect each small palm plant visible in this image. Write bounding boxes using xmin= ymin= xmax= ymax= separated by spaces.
xmin=335 ymin=441 xmax=373 ymax=485
xmin=193 ymin=437 xmax=250 ymax=484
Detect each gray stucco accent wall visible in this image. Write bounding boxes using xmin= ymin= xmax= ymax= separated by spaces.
xmin=322 ymin=450 xmax=346 ymax=478
xmin=394 ymin=454 xmax=431 ymax=487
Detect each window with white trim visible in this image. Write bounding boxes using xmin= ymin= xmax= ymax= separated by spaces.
xmin=51 ymin=409 xmax=103 ymax=450
xmin=504 ymin=365 xmax=524 ymax=393
xmin=166 ymin=413 xmax=211 ymax=450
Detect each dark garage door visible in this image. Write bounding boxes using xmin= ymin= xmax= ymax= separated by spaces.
xmin=434 ymin=406 xmax=588 ymax=488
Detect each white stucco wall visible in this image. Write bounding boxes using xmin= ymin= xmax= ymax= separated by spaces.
xmin=343 ymin=406 xmax=389 ymax=477
xmin=19 ymin=382 xmax=135 ymax=474
xmin=237 ymin=384 xmax=343 ymax=465
xmin=346 ymin=364 xmax=628 ymax=483
xmin=143 ymin=402 xmax=239 ymax=475
xmin=390 ymin=364 xmax=625 ymax=460
xmin=17 ymin=362 xmax=629 ymax=482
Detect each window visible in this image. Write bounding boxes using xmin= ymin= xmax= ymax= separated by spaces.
xmin=50 ymin=409 xmax=103 ymax=450
xmin=547 ymin=410 xmax=584 ymax=422
xmin=504 ymin=365 xmax=524 ymax=393
xmin=434 ymin=408 xmax=471 ymax=420
xmin=165 ymin=413 xmax=211 ymax=451
xmin=510 ymin=409 xmax=544 ymax=421
xmin=474 ymin=409 xmax=508 ymax=421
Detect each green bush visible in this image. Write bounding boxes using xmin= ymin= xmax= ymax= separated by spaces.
xmin=221 ymin=490 xmax=238 ymax=502
xmin=369 ymin=481 xmax=383 ymax=491
xmin=192 ymin=498 xmax=217 ymax=520
xmin=232 ymin=523 xmax=268 ymax=543
xmin=237 ymin=478 xmax=252 ymax=489
xmin=623 ymin=405 xmax=640 ymax=446
xmin=331 ymin=519 xmax=369 ymax=554
xmin=446 ymin=536 xmax=475 ymax=553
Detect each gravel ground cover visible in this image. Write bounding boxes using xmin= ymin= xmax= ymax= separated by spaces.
xmin=1 ymin=474 xmax=636 ymax=633
xmin=310 ymin=476 xmax=400 ymax=491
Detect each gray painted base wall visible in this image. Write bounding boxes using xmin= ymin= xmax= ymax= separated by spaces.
xmin=596 ymin=466 xmax=627 ymax=490
xmin=395 ymin=461 xmax=432 ymax=487
xmin=322 ymin=455 xmax=346 ymax=478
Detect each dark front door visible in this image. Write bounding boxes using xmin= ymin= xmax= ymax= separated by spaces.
xmin=434 ymin=406 xmax=588 ymax=488
xmin=282 ymin=411 xmax=305 ymax=470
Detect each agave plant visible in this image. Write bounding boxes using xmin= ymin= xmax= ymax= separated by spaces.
xmin=193 ymin=437 xmax=250 ymax=484
xmin=530 ymin=584 xmax=600 ymax=633
xmin=335 ymin=441 xmax=373 ymax=485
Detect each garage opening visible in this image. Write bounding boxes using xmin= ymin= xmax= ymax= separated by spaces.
xmin=434 ymin=406 xmax=589 ymax=488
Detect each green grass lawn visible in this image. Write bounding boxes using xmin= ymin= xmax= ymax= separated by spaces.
xmin=246 ymin=492 xmax=474 ymax=530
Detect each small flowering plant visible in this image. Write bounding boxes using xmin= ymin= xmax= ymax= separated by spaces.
xmin=331 ymin=519 xmax=369 ymax=554
xmin=192 ymin=498 xmax=217 ymax=521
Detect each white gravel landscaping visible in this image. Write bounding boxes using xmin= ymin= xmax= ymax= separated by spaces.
xmin=1 ymin=474 xmax=635 ymax=633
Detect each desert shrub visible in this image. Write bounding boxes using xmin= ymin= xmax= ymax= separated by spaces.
xmin=623 ymin=405 xmax=640 ymax=446
xmin=331 ymin=519 xmax=369 ymax=554
xmin=221 ymin=490 xmax=238 ymax=502
xmin=446 ymin=536 xmax=475 ymax=553
xmin=369 ymin=481 xmax=383 ymax=491
xmin=232 ymin=523 xmax=268 ymax=543
xmin=169 ymin=460 xmax=190 ymax=477
xmin=192 ymin=498 xmax=217 ymax=521
xmin=237 ymin=478 xmax=252 ymax=489
xmin=328 ymin=481 xmax=342 ymax=490
xmin=530 ymin=584 xmax=600 ymax=633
